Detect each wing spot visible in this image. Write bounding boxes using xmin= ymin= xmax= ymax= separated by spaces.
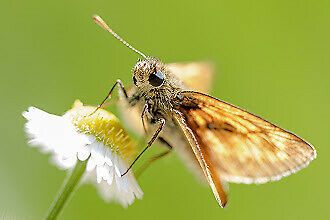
xmin=206 ymin=122 xmax=236 ymax=133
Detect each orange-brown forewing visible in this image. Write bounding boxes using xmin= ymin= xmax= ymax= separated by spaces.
xmin=172 ymin=91 xmax=316 ymax=207
xmin=173 ymin=109 xmax=229 ymax=207
xmin=174 ymin=91 xmax=316 ymax=185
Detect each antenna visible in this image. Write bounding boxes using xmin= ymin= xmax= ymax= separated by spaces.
xmin=93 ymin=15 xmax=147 ymax=59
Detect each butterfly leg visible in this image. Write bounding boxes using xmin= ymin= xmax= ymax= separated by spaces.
xmin=121 ymin=118 xmax=166 ymax=177
xmin=91 ymin=79 xmax=128 ymax=115
xmin=135 ymin=137 xmax=173 ymax=178
xmin=141 ymin=104 xmax=149 ymax=134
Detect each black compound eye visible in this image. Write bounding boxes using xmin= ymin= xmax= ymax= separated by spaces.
xmin=148 ymin=71 xmax=165 ymax=87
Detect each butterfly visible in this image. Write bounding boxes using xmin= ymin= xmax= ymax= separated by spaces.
xmin=93 ymin=15 xmax=317 ymax=207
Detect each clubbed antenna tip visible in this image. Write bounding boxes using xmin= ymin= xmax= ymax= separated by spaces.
xmin=93 ymin=14 xmax=147 ymax=59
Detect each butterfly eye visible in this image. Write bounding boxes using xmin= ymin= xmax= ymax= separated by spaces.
xmin=148 ymin=71 xmax=165 ymax=87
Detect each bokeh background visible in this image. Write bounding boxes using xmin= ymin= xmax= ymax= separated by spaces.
xmin=1 ymin=0 xmax=329 ymax=219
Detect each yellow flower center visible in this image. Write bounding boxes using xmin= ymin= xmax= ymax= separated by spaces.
xmin=66 ymin=100 xmax=136 ymax=161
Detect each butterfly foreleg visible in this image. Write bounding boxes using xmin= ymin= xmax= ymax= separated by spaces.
xmin=121 ymin=118 xmax=166 ymax=177
xmin=141 ymin=103 xmax=149 ymax=134
xmin=135 ymin=137 xmax=173 ymax=178
xmin=91 ymin=79 xmax=128 ymax=115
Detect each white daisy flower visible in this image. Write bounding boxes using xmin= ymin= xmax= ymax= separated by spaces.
xmin=23 ymin=100 xmax=143 ymax=207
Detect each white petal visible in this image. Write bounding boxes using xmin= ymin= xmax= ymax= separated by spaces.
xmin=106 ymin=167 xmax=114 ymax=185
xmin=23 ymin=107 xmax=90 ymax=169
xmin=90 ymin=142 xmax=106 ymax=166
xmin=96 ymin=166 xmax=104 ymax=183
xmin=104 ymin=149 xmax=113 ymax=167
xmin=23 ymin=106 xmax=143 ymax=207
xmin=83 ymin=141 xmax=143 ymax=206
xmin=77 ymin=145 xmax=91 ymax=161
xmin=86 ymin=158 xmax=97 ymax=172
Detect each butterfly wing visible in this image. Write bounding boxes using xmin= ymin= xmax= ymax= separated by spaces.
xmin=172 ymin=91 xmax=316 ymax=201
xmin=166 ymin=62 xmax=214 ymax=93
xmin=173 ymin=109 xmax=229 ymax=207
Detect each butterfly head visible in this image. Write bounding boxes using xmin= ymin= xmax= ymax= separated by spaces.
xmin=132 ymin=57 xmax=167 ymax=90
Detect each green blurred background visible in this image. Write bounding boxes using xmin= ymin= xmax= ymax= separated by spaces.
xmin=1 ymin=0 xmax=329 ymax=219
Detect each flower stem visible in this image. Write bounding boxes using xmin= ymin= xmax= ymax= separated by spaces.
xmin=45 ymin=159 xmax=88 ymax=220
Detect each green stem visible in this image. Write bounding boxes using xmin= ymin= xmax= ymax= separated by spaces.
xmin=45 ymin=159 xmax=88 ymax=220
